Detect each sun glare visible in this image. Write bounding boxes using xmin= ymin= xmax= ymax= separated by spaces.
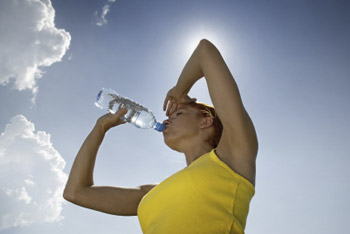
xmin=183 ymin=27 xmax=227 ymax=57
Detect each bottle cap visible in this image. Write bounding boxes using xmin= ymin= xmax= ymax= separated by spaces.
xmin=153 ymin=122 xmax=165 ymax=132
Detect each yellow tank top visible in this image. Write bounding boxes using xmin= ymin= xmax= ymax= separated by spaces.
xmin=137 ymin=149 xmax=255 ymax=234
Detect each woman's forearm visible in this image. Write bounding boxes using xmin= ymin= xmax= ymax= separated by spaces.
xmin=63 ymin=110 xmax=126 ymax=200
xmin=175 ymin=41 xmax=205 ymax=95
xmin=64 ymin=124 xmax=105 ymax=193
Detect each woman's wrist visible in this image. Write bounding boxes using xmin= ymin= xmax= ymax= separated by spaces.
xmin=94 ymin=120 xmax=108 ymax=136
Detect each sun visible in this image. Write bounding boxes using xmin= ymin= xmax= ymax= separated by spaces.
xmin=182 ymin=24 xmax=227 ymax=57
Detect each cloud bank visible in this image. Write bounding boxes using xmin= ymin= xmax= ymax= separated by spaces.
xmin=0 ymin=115 xmax=67 ymax=230
xmin=95 ymin=0 xmax=116 ymax=26
xmin=0 ymin=0 xmax=71 ymax=94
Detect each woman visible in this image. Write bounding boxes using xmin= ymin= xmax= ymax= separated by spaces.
xmin=64 ymin=39 xmax=258 ymax=234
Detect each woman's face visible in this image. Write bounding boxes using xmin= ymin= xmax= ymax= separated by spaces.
xmin=162 ymin=105 xmax=202 ymax=151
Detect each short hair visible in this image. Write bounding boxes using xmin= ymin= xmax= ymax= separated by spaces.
xmin=189 ymin=102 xmax=223 ymax=148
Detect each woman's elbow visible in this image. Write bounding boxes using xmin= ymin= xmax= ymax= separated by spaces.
xmin=63 ymin=189 xmax=72 ymax=202
xmin=199 ymin=39 xmax=215 ymax=49
xmin=197 ymin=39 xmax=218 ymax=57
xmin=63 ymin=187 xmax=77 ymax=203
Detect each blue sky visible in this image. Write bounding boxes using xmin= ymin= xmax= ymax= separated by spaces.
xmin=0 ymin=0 xmax=349 ymax=233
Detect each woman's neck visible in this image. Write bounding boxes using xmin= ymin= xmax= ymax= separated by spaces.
xmin=183 ymin=142 xmax=213 ymax=166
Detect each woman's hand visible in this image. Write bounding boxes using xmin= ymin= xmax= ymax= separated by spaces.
xmin=163 ymin=86 xmax=196 ymax=116
xmin=96 ymin=108 xmax=127 ymax=133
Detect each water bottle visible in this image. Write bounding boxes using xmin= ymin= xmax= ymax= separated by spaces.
xmin=95 ymin=88 xmax=165 ymax=132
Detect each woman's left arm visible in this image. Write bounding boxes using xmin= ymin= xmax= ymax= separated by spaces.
xmin=165 ymin=39 xmax=258 ymax=181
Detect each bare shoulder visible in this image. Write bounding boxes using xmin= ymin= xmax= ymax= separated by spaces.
xmin=216 ymin=128 xmax=258 ymax=186
xmin=140 ymin=183 xmax=158 ymax=193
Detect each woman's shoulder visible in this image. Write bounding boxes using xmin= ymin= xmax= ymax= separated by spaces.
xmin=215 ymin=139 xmax=257 ymax=186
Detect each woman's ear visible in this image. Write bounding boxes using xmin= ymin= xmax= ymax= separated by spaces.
xmin=200 ymin=117 xmax=214 ymax=129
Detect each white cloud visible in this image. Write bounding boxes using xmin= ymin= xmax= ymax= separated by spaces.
xmin=0 ymin=115 xmax=67 ymax=230
xmin=95 ymin=0 xmax=117 ymax=26
xmin=0 ymin=0 xmax=71 ymax=94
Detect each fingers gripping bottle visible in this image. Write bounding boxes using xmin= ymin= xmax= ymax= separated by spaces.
xmin=95 ymin=88 xmax=165 ymax=132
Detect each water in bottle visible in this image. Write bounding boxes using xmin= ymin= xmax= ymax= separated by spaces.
xmin=95 ymin=88 xmax=165 ymax=132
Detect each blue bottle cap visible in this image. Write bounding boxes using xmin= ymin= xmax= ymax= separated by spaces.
xmin=153 ymin=122 xmax=165 ymax=132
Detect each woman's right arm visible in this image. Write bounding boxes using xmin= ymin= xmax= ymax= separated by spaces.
xmin=63 ymin=109 xmax=156 ymax=216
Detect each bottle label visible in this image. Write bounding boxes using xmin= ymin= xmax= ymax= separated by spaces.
xmin=96 ymin=90 xmax=102 ymax=101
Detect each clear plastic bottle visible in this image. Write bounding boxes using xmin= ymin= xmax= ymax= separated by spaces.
xmin=95 ymin=88 xmax=165 ymax=132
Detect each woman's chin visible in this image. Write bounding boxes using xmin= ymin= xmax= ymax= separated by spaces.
xmin=163 ymin=137 xmax=182 ymax=152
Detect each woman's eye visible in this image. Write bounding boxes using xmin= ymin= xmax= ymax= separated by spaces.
xmin=176 ymin=112 xmax=182 ymax=116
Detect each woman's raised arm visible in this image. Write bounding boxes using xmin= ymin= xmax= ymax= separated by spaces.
xmin=63 ymin=109 xmax=156 ymax=216
xmin=164 ymin=39 xmax=258 ymax=184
